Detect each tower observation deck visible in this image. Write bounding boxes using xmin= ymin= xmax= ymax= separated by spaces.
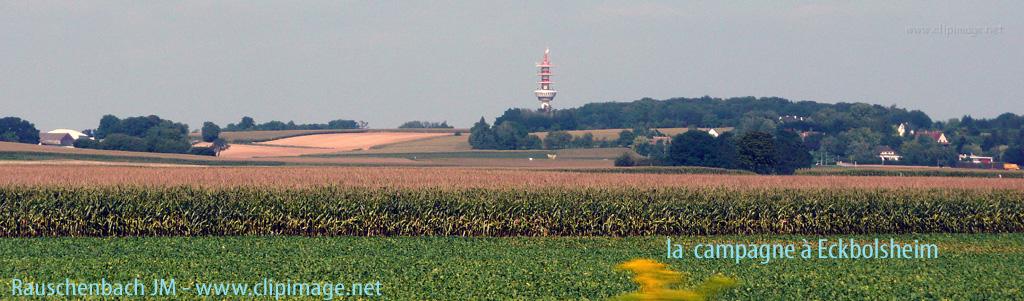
xmin=533 ymin=48 xmax=557 ymax=112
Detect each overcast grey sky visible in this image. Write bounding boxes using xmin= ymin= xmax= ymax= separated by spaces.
xmin=2 ymin=1 xmax=1021 ymax=131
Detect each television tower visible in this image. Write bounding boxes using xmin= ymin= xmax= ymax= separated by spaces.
xmin=534 ymin=48 xmax=557 ymax=112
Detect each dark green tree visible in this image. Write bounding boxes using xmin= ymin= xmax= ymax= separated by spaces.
xmin=327 ymin=119 xmax=361 ymax=129
xmin=238 ymin=116 xmax=256 ymax=130
xmin=614 ymin=153 xmax=637 ymax=167
xmin=91 ymin=115 xmax=191 ymax=154
xmin=1005 ymin=144 xmax=1024 ymax=165
xmin=0 ymin=117 xmax=40 ymax=144
xmin=398 ymin=121 xmax=452 ymax=129
xmin=668 ymin=130 xmax=717 ymax=166
xmin=522 ymin=134 xmax=543 ymax=150
xmin=201 ymin=122 xmax=221 ymax=142
xmin=468 ymin=117 xmax=497 ymax=149
xmin=95 ymin=115 xmax=120 ymax=139
xmin=572 ymin=133 xmax=595 ymax=148
xmin=188 ymin=147 xmax=218 ymax=156
xmin=773 ymin=130 xmax=814 ymax=174
xmin=736 ymin=131 xmax=777 ymax=174
xmin=616 ymin=130 xmax=636 ymax=147
xmin=492 ymin=121 xmax=529 ymax=150
xmin=543 ymin=131 xmax=574 ymax=150
xmin=99 ymin=134 xmax=148 ymax=152
xmin=900 ymin=136 xmax=957 ymax=167
xmin=707 ymin=132 xmax=740 ymax=169
xmin=72 ymin=137 xmax=99 ymax=149
xmin=144 ymin=125 xmax=191 ymax=153
xmin=838 ymin=128 xmax=882 ymax=163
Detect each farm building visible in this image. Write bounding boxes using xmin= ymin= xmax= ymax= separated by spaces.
xmin=38 ymin=132 xmax=74 ymax=147
xmin=959 ymin=154 xmax=994 ymax=164
xmin=48 ymin=129 xmax=92 ymax=140
xmin=877 ymin=146 xmax=902 ymax=162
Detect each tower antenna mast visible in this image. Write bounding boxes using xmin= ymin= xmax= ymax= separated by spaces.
xmin=533 ymin=48 xmax=557 ymax=112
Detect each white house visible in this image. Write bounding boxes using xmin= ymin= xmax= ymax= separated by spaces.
xmin=706 ymin=128 xmax=720 ymax=138
xmin=897 ymin=123 xmax=907 ymax=137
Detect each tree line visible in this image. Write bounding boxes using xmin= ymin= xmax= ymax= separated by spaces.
xmin=468 ymin=118 xmax=631 ymax=150
xmin=398 ymin=121 xmax=453 ymax=129
xmin=617 ymin=129 xmax=812 ymax=175
xmin=0 ymin=117 xmax=39 ymax=144
xmin=72 ymin=115 xmax=194 ymax=154
xmin=223 ymin=116 xmax=366 ymax=131
xmin=494 ymin=96 xmax=934 ymax=135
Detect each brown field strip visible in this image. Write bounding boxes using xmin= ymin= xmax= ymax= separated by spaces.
xmin=3 ymin=165 xmax=1024 ymax=190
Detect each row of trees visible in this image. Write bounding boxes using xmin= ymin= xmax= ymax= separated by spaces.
xmin=78 ymin=115 xmax=193 ymax=153
xmin=398 ymin=121 xmax=453 ymax=129
xmin=469 ymin=118 xmax=628 ymax=150
xmin=1 ymin=115 xmax=225 ymax=156
xmin=619 ymin=130 xmax=812 ymax=175
xmin=468 ymin=118 xmax=541 ymax=150
xmin=494 ymin=96 xmax=933 ymax=135
xmin=223 ymin=116 xmax=367 ymax=131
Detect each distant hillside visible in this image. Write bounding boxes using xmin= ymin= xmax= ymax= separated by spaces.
xmin=494 ymin=96 xmax=934 ymax=134
xmin=488 ymin=96 xmax=1024 ymax=166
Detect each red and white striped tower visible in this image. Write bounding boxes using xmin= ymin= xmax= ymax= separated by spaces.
xmin=534 ymin=48 xmax=557 ymax=112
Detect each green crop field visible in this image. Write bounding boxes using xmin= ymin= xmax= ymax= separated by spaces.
xmin=3 ymin=186 xmax=1022 ymax=236
xmin=4 ymin=168 xmax=1023 ymax=299
xmin=1 ymin=234 xmax=1020 ymax=300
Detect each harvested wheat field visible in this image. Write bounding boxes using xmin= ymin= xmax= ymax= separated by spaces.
xmin=214 ymin=143 xmax=336 ymax=158
xmin=214 ymin=132 xmax=450 ymax=158
xmin=355 ymin=134 xmax=473 ymax=153
xmin=259 ymin=132 xmax=449 ymax=150
xmin=3 ymin=165 xmax=1024 ymax=190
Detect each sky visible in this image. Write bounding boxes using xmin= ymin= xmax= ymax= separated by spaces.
xmin=1 ymin=1 xmax=1022 ymax=131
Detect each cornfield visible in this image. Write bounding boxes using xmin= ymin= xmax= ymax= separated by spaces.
xmin=4 ymin=165 xmax=1024 ymax=190
xmin=1 ymin=186 xmax=1021 ymax=237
